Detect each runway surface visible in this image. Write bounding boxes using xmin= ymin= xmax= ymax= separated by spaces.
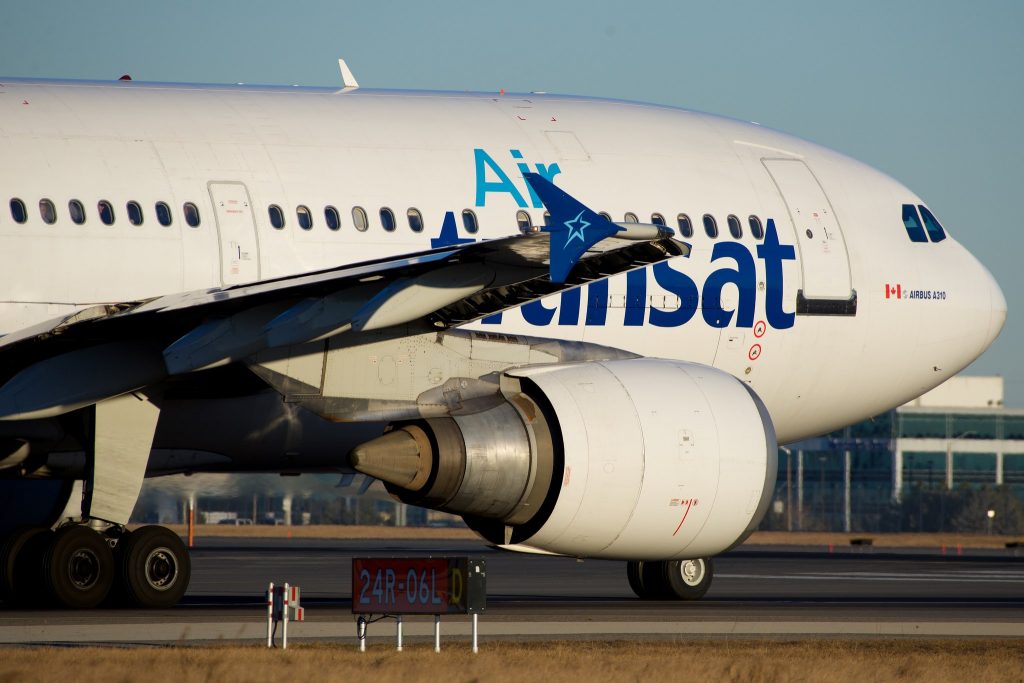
xmin=2 ymin=536 xmax=1024 ymax=644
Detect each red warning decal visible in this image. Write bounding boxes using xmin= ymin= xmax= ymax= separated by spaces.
xmin=748 ymin=344 xmax=762 ymax=361
xmin=753 ymin=320 xmax=767 ymax=338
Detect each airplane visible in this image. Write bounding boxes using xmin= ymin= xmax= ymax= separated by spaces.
xmin=0 ymin=69 xmax=1006 ymax=609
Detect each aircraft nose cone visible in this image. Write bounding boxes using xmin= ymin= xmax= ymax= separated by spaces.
xmin=985 ymin=266 xmax=1007 ymax=351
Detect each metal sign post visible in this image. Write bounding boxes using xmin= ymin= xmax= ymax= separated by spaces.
xmin=267 ymin=582 xmax=305 ymax=649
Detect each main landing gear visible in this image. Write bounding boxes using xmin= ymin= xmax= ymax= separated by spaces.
xmin=0 ymin=524 xmax=190 ymax=609
xmin=626 ymin=557 xmax=713 ymax=600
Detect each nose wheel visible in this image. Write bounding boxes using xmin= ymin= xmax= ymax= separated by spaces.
xmin=626 ymin=557 xmax=713 ymax=600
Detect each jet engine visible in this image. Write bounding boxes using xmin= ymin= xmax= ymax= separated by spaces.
xmin=350 ymin=358 xmax=777 ymax=560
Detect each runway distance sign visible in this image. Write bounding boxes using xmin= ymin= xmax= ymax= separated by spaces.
xmin=351 ymin=557 xmax=486 ymax=615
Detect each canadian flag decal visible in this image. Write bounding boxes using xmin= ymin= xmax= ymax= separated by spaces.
xmin=885 ymin=284 xmax=902 ymax=299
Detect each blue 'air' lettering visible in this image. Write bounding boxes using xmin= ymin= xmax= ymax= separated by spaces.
xmin=474 ymin=148 xmax=561 ymax=208
xmin=484 ymin=219 xmax=796 ymax=330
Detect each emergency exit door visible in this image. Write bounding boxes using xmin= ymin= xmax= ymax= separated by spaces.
xmin=208 ymin=181 xmax=260 ymax=286
xmin=763 ymin=159 xmax=853 ymax=302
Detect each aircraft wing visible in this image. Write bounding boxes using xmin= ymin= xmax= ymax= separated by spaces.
xmin=0 ymin=176 xmax=686 ymax=421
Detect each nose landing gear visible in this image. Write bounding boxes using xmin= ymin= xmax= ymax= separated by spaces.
xmin=626 ymin=557 xmax=714 ymax=600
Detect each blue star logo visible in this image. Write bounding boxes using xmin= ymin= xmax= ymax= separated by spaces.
xmin=564 ymin=211 xmax=590 ymax=244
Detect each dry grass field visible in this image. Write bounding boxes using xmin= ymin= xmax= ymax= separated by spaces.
xmin=163 ymin=523 xmax=1023 ymax=549
xmin=2 ymin=640 xmax=1022 ymax=683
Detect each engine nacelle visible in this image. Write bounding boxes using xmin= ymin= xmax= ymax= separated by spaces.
xmin=349 ymin=358 xmax=777 ymax=560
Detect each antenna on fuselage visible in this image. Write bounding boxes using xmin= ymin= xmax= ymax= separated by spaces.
xmin=338 ymin=59 xmax=359 ymax=92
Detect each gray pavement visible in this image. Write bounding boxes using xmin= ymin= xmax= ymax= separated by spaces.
xmin=2 ymin=537 xmax=1024 ymax=644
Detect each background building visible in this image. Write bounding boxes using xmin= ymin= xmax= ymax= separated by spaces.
xmin=765 ymin=376 xmax=1024 ymax=534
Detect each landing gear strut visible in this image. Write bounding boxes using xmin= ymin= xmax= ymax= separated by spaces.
xmin=0 ymin=524 xmax=191 ymax=609
xmin=627 ymin=557 xmax=713 ymax=600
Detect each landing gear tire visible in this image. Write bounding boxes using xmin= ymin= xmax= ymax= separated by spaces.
xmin=119 ymin=526 xmax=190 ymax=608
xmin=626 ymin=560 xmax=660 ymax=599
xmin=627 ymin=557 xmax=713 ymax=601
xmin=43 ymin=526 xmax=115 ymax=609
xmin=0 ymin=527 xmax=51 ymax=607
xmin=626 ymin=560 xmax=647 ymax=598
xmin=663 ymin=557 xmax=713 ymax=600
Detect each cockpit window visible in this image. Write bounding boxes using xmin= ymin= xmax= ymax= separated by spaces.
xmin=918 ymin=205 xmax=947 ymax=243
xmin=901 ymin=204 xmax=927 ymax=243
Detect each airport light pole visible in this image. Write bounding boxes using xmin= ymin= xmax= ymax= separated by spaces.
xmin=818 ymin=456 xmax=827 ymax=531
xmin=797 ymin=450 xmax=804 ymax=531
xmin=843 ymin=435 xmax=852 ymax=533
xmin=987 ymin=509 xmax=996 ymax=535
xmin=782 ymin=447 xmax=793 ymax=532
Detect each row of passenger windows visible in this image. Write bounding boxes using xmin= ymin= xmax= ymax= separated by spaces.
xmin=10 ymin=198 xmax=201 ymax=228
xmin=901 ymin=204 xmax=946 ymax=243
xmin=527 ymin=210 xmax=765 ymax=240
xmin=6 ymin=196 xmax=768 ymax=242
xmin=265 ymin=205 xmax=768 ymax=241
xmin=265 ymin=204 xmax=481 ymax=235
xmin=649 ymin=212 xmax=765 ymax=241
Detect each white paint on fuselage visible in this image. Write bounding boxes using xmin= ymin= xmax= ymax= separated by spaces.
xmin=0 ymin=79 xmax=1005 ymax=443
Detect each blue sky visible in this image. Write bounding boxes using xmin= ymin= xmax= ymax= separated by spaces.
xmin=2 ymin=0 xmax=1022 ymax=403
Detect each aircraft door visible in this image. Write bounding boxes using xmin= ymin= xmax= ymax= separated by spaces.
xmin=762 ymin=159 xmax=853 ymax=302
xmin=208 ymin=181 xmax=260 ymax=286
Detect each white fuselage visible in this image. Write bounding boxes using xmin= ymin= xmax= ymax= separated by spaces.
xmin=0 ymin=79 xmax=1006 ymax=444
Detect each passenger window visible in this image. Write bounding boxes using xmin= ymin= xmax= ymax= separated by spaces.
xmin=353 ymin=206 xmax=369 ymax=232
xmin=677 ymin=213 xmax=693 ymax=238
xmin=10 ymin=198 xmax=26 ymax=224
xmin=297 ymin=205 xmax=313 ymax=230
xmin=918 ymin=205 xmax=947 ymax=243
xmin=407 ymin=208 xmax=423 ymax=233
xmin=380 ymin=207 xmax=396 ymax=232
xmin=155 ymin=202 xmax=172 ymax=227
xmin=516 ymin=209 xmax=532 ymax=232
xmin=901 ymin=204 xmax=927 ymax=242
xmin=98 ymin=200 xmax=115 ymax=226
xmin=651 ymin=213 xmax=666 ymax=226
xmin=39 ymin=199 xmax=57 ymax=225
xmin=462 ymin=209 xmax=479 ymax=234
xmin=325 ymin=206 xmax=341 ymax=231
xmin=727 ymin=214 xmax=742 ymax=239
xmin=624 ymin=212 xmax=639 ymax=224
xmin=126 ymin=201 xmax=143 ymax=226
xmin=183 ymin=202 xmax=201 ymax=228
xmin=748 ymin=215 xmax=764 ymax=240
xmin=703 ymin=214 xmax=718 ymax=239
xmin=269 ymin=205 xmax=285 ymax=229
xmin=69 ymin=199 xmax=86 ymax=225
